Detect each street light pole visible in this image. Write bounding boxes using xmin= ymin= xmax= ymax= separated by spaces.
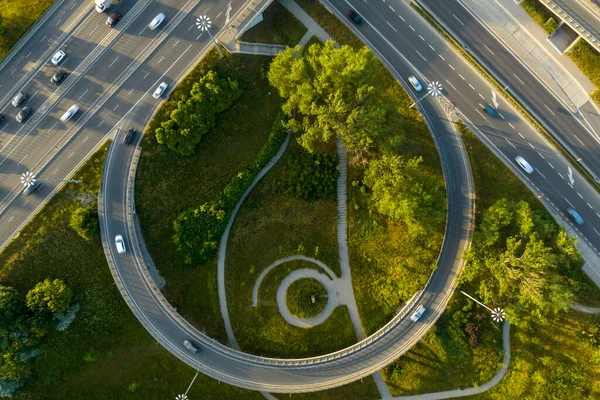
xmin=20 ymin=171 xmax=82 ymax=188
xmin=409 ymin=81 xmax=443 ymax=109
xmin=196 ymin=15 xmax=224 ymax=58
xmin=461 ymin=291 xmax=506 ymax=322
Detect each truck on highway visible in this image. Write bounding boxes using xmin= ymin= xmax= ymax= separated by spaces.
xmin=95 ymin=0 xmax=118 ymax=13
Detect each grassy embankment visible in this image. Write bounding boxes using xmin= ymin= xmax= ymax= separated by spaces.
xmin=0 ymin=144 xmax=260 ymax=399
xmin=240 ymin=0 xmax=307 ymax=46
xmin=0 ymin=0 xmax=54 ymax=61
xmin=520 ymin=0 xmax=559 ymax=34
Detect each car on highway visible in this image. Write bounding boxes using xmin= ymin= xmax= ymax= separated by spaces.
xmin=16 ymin=107 xmax=31 ymax=123
xmin=515 ymin=156 xmax=534 ymax=174
xmin=408 ymin=75 xmax=423 ymax=92
xmin=51 ymin=50 xmax=66 ymax=65
xmin=60 ymin=104 xmax=79 ymax=123
xmin=148 ymin=13 xmax=165 ymax=30
xmin=347 ymin=9 xmax=361 ymax=24
xmin=478 ymin=103 xmax=496 ymax=117
xmin=123 ymin=128 xmax=135 ymax=144
xmin=51 ymin=69 xmax=66 ymax=85
xmin=410 ymin=305 xmax=427 ymax=322
xmin=106 ymin=12 xmax=121 ymax=27
xmin=0 ymin=114 xmax=3 ymax=122
xmin=12 ymin=92 xmax=27 ymax=107
xmin=115 ymin=235 xmax=127 ymax=254
xmin=152 ymin=82 xmax=168 ymax=99
xmin=567 ymin=208 xmax=584 ymax=225
xmin=183 ymin=339 xmax=199 ymax=353
xmin=23 ymin=182 xmax=41 ymax=196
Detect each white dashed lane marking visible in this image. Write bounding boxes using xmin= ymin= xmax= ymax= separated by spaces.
xmin=518 ymin=132 xmax=524 ymax=139
xmin=513 ymin=74 xmax=525 ymax=85
xmin=439 ymin=54 xmax=445 ymax=61
xmin=409 ymin=25 xmax=415 ymax=31
xmin=398 ymin=14 xmax=405 ymax=22
xmin=508 ymin=123 xmax=515 ymax=129
xmin=543 ymin=104 xmax=556 ymax=116
xmin=484 ymin=44 xmax=495 ymax=55
xmin=453 ymin=14 xmax=465 ymax=26
xmin=416 ymin=50 xmax=427 ymax=61
xmin=386 ymin=21 xmax=397 ymax=32
xmin=574 ymin=135 xmax=585 ymax=146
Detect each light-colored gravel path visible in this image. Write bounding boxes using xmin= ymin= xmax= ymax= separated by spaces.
xmin=569 ymin=302 xmax=600 ymax=314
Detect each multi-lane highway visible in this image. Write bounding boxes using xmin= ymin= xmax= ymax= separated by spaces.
xmin=0 ymin=0 xmax=250 ymax=250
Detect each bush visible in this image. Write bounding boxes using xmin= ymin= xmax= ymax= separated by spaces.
xmin=173 ymin=113 xmax=288 ymax=266
xmin=286 ymin=278 xmax=328 ymax=319
xmin=276 ymin=145 xmax=338 ymax=201
xmin=543 ymin=17 xmax=559 ymax=34
xmin=69 ymin=203 xmax=99 ymax=241
xmin=0 ymin=380 xmax=24 ymax=398
xmin=83 ymin=348 xmax=99 ymax=362
xmin=155 ymin=71 xmax=243 ymax=155
xmin=53 ymin=303 xmax=80 ymax=331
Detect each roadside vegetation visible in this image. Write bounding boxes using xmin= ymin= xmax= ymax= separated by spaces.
xmin=240 ymin=0 xmax=307 ymax=46
xmin=382 ymin=122 xmax=600 ymax=396
xmin=520 ymin=0 xmax=560 ymax=34
xmin=0 ymin=0 xmax=54 ymax=61
xmin=0 ymin=144 xmax=261 ymax=399
xmin=136 ymin=51 xmax=284 ymax=342
xmin=568 ymin=39 xmax=600 ymax=106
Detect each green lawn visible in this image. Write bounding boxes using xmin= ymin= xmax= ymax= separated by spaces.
xmin=226 ymin=137 xmax=356 ymax=357
xmin=135 ymin=53 xmax=284 ymax=343
xmin=240 ymin=0 xmax=307 ymax=46
xmin=0 ymin=0 xmax=54 ymax=61
xmin=0 ymin=144 xmax=261 ymax=400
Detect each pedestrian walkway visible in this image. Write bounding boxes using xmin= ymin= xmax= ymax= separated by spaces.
xmin=460 ymin=0 xmax=593 ymax=110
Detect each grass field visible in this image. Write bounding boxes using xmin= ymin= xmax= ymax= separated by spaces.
xmin=135 ymin=53 xmax=284 ymax=343
xmin=520 ymin=0 xmax=559 ymax=34
xmin=240 ymin=0 xmax=307 ymax=46
xmin=0 ymin=144 xmax=261 ymax=400
xmin=0 ymin=0 xmax=54 ymax=61
xmin=568 ymin=39 xmax=600 ymax=107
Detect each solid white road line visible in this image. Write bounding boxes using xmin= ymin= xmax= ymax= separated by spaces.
xmin=505 ymin=138 xmax=515 ymax=148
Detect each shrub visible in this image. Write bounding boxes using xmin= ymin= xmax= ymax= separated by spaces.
xmin=26 ymin=279 xmax=72 ymax=314
xmin=286 ymin=278 xmax=328 ymax=319
xmin=69 ymin=203 xmax=99 ymax=241
xmin=173 ymin=113 xmax=288 ymax=266
xmin=83 ymin=348 xmax=99 ymax=362
xmin=276 ymin=145 xmax=338 ymax=201
xmin=0 ymin=380 xmax=24 ymax=398
xmin=155 ymin=71 xmax=243 ymax=155
xmin=543 ymin=17 xmax=559 ymax=34
xmin=53 ymin=303 xmax=80 ymax=331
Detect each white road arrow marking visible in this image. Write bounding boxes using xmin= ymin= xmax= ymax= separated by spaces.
xmin=568 ymin=166 xmax=575 ymax=186
xmin=492 ymin=90 xmax=499 ymax=109
xmin=226 ymin=2 xmax=233 ymax=24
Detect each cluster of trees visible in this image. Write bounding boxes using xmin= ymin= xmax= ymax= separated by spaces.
xmin=0 ymin=279 xmax=77 ymax=396
xmin=363 ymin=155 xmax=445 ymax=236
xmin=173 ymin=114 xmax=288 ymax=266
xmin=69 ymin=203 xmax=99 ymax=241
xmin=276 ymin=145 xmax=338 ymax=201
xmin=463 ymin=198 xmax=582 ymax=326
xmin=155 ymin=71 xmax=243 ymax=156
xmin=268 ymin=41 xmax=389 ymax=163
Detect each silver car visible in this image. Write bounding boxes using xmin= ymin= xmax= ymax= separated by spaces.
xmin=148 ymin=13 xmax=165 ymax=30
xmin=410 ymin=305 xmax=427 ymax=322
xmin=183 ymin=339 xmax=198 ymax=353
xmin=152 ymin=82 xmax=168 ymax=99
xmin=115 ymin=235 xmax=127 ymax=254
xmin=12 ymin=92 xmax=27 ymax=107
xmin=51 ymin=50 xmax=66 ymax=65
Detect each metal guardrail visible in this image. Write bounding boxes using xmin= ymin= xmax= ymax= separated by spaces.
xmin=540 ymin=0 xmax=600 ymax=51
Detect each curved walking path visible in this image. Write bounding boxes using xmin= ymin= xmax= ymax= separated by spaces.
xmin=569 ymin=302 xmax=600 ymax=314
xmin=276 ymin=268 xmax=339 ymax=327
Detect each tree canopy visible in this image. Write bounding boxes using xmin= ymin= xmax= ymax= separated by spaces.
xmin=464 ymin=199 xmax=581 ymax=326
xmin=268 ymin=41 xmax=388 ymax=157
xmin=26 ymin=279 xmax=73 ymax=314
xmin=155 ymin=71 xmax=243 ymax=156
xmin=363 ymin=154 xmax=445 ymax=235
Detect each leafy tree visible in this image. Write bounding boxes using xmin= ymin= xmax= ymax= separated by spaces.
xmin=0 ymin=352 xmax=30 ymax=382
xmin=0 ymin=286 xmax=24 ymax=331
xmin=268 ymin=41 xmax=389 ymax=157
xmin=464 ymin=199 xmax=576 ymax=326
xmin=69 ymin=203 xmax=99 ymax=241
xmin=155 ymin=71 xmax=243 ymax=155
xmin=26 ymin=279 xmax=72 ymax=314
xmin=363 ymin=154 xmax=445 ymax=235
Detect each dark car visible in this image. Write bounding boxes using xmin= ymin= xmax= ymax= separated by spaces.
xmin=0 ymin=114 xmax=3 ymax=122
xmin=23 ymin=182 xmax=41 ymax=196
xmin=123 ymin=128 xmax=135 ymax=144
xmin=347 ymin=9 xmax=361 ymax=24
xmin=51 ymin=69 xmax=66 ymax=85
xmin=106 ymin=12 xmax=121 ymax=28
xmin=478 ymin=103 xmax=496 ymax=117
xmin=16 ymin=107 xmax=31 ymax=123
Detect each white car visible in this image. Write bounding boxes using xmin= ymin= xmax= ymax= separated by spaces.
xmin=410 ymin=305 xmax=427 ymax=322
xmin=408 ymin=75 xmax=423 ymax=92
xmin=60 ymin=104 xmax=79 ymax=123
xmin=152 ymin=82 xmax=168 ymax=99
xmin=51 ymin=50 xmax=66 ymax=65
xmin=515 ymin=156 xmax=534 ymax=174
xmin=148 ymin=13 xmax=165 ymax=30
xmin=115 ymin=235 xmax=126 ymax=254
xmin=183 ymin=339 xmax=198 ymax=353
